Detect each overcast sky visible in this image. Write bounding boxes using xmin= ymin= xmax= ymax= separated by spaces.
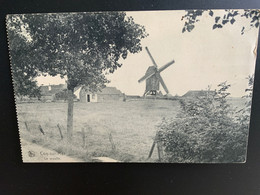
xmin=37 ymin=10 xmax=259 ymax=97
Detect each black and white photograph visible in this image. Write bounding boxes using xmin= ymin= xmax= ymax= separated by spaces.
xmin=6 ymin=9 xmax=260 ymax=163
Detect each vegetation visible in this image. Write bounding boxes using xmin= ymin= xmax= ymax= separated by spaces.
xmin=182 ymin=9 xmax=259 ymax=34
xmin=55 ymin=89 xmax=77 ymax=101
xmin=17 ymin=100 xmax=181 ymax=162
xmin=157 ymin=80 xmax=252 ymax=163
xmin=17 ymin=95 xmax=248 ymax=162
xmin=7 ymin=12 xmax=148 ymax=141
xmin=7 ymin=18 xmax=42 ymax=99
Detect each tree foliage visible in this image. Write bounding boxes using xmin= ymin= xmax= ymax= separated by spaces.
xmin=236 ymin=74 xmax=254 ymax=128
xmin=7 ymin=12 xmax=148 ymax=91
xmin=7 ymin=17 xmax=41 ymax=98
xmin=181 ymin=9 xmax=260 ymax=34
xmin=158 ymin=81 xmax=250 ymax=163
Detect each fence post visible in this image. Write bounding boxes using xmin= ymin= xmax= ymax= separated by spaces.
xmin=108 ymin=132 xmax=116 ymax=152
xmin=147 ymin=139 xmax=156 ymax=159
xmin=156 ymin=132 xmax=163 ymax=162
xmin=147 ymin=131 xmax=163 ymax=161
xmin=57 ymin=124 xmax=63 ymax=139
xmin=24 ymin=122 xmax=30 ymax=132
xmin=81 ymin=127 xmax=86 ymax=148
xmin=38 ymin=125 xmax=45 ymax=135
xmin=157 ymin=140 xmax=163 ymax=162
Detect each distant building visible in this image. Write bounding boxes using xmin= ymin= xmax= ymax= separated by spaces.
xmin=74 ymin=86 xmax=124 ymax=103
xmin=182 ymin=90 xmax=216 ymax=99
xmin=40 ymin=84 xmax=66 ymax=102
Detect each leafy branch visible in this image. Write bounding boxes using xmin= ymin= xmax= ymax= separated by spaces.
xmin=181 ymin=9 xmax=260 ymax=34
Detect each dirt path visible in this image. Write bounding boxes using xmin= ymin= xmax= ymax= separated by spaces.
xmin=20 ymin=139 xmax=84 ymax=162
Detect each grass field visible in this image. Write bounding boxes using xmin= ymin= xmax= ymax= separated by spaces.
xmin=17 ymin=97 xmax=247 ymax=162
xmin=17 ymin=99 xmax=181 ymax=162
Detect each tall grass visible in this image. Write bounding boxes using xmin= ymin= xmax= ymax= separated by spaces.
xmin=17 ymin=99 xmax=180 ymax=162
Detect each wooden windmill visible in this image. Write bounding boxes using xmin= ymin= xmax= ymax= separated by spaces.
xmin=138 ymin=47 xmax=175 ymax=97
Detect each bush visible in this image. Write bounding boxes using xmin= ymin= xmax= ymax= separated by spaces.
xmin=55 ymin=89 xmax=77 ymax=101
xmin=158 ymin=81 xmax=250 ymax=163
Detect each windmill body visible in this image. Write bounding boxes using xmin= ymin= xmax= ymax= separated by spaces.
xmin=138 ymin=47 xmax=175 ymax=97
xmin=144 ymin=66 xmax=159 ymax=95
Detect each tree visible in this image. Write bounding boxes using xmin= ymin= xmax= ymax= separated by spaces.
xmin=7 ymin=12 xmax=148 ymax=141
xmin=181 ymin=9 xmax=259 ymax=34
xmin=7 ymin=17 xmax=41 ymax=99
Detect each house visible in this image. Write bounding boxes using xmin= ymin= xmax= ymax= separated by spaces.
xmin=79 ymin=88 xmax=98 ymax=102
xmin=74 ymin=86 xmax=124 ymax=103
xmin=40 ymin=84 xmax=66 ymax=102
xmin=182 ymin=90 xmax=216 ymax=99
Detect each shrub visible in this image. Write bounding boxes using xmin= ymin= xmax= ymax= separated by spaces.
xmin=55 ymin=89 xmax=77 ymax=101
xmin=158 ymin=81 xmax=250 ymax=163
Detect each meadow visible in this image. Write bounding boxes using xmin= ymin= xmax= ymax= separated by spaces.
xmin=17 ymin=99 xmax=181 ymax=162
xmin=17 ymin=97 xmax=247 ymax=162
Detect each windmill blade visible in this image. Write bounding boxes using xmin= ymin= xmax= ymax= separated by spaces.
xmin=158 ymin=74 xmax=169 ymax=94
xmin=145 ymin=47 xmax=158 ymax=68
xmin=138 ymin=71 xmax=156 ymax=83
xmin=158 ymin=60 xmax=175 ymax=73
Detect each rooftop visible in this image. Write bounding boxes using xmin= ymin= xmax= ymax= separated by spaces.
xmin=182 ymin=90 xmax=216 ymax=98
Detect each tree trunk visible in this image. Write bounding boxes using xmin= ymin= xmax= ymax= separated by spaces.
xmin=67 ymin=88 xmax=74 ymax=142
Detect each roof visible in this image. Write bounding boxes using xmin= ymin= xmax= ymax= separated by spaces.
xmin=145 ymin=66 xmax=157 ymax=77
xmin=97 ymin=87 xmax=123 ymax=95
xmin=182 ymin=90 xmax=215 ymax=98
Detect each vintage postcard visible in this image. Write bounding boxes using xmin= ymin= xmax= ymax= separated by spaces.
xmin=6 ymin=10 xmax=259 ymax=163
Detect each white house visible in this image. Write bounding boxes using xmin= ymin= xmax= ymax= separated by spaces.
xmin=74 ymin=86 xmax=124 ymax=103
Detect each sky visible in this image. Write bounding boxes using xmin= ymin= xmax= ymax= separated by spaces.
xmin=36 ymin=10 xmax=259 ymax=97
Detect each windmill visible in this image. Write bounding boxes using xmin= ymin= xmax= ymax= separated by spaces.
xmin=138 ymin=47 xmax=175 ymax=97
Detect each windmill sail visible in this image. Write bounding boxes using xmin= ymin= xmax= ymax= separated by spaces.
xmin=158 ymin=74 xmax=169 ymax=94
xmin=145 ymin=47 xmax=158 ymax=67
xmin=158 ymin=60 xmax=175 ymax=73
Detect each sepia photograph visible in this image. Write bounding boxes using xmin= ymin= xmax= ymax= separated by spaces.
xmin=6 ymin=9 xmax=260 ymax=163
